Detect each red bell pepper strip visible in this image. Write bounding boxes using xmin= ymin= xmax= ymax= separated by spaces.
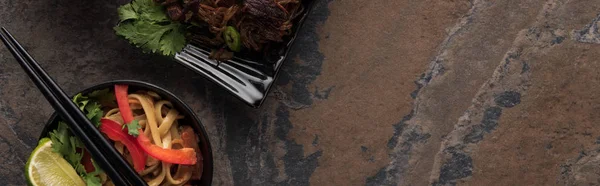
xmin=136 ymin=129 xmax=197 ymax=165
xmin=114 ymin=84 xmax=197 ymax=165
xmin=115 ymin=84 xmax=134 ymax=124
xmin=100 ymin=119 xmax=146 ymax=172
xmin=81 ymin=150 xmax=95 ymax=173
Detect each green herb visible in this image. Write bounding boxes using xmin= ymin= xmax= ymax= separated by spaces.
xmin=84 ymin=102 xmax=103 ymax=127
xmin=49 ymin=122 xmax=87 ymax=175
xmin=118 ymin=4 xmax=139 ymax=22
xmin=72 ymin=93 xmax=89 ymax=111
xmin=83 ymin=174 xmax=102 ymax=186
xmin=88 ymin=88 xmax=116 ymax=106
xmin=68 ymin=136 xmax=85 ymax=173
xmin=114 ymin=0 xmax=186 ymax=56
xmin=83 ymin=159 xmax=103 ymax=186
xmin=122 ymin=120 xmax=141 ymax=137
xmin=49 ymin=122 xmax=76 ymax=161
xmin=49 ymin=93 xmax=106 ymax=184
xmin=71 ymin=93 xmax=105 ymax=127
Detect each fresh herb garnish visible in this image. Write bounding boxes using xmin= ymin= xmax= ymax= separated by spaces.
xmin=49 ymin=93 xmax=106 ymax=185
xmin=88 ymin=88 xmax=116 ymax=107
xmin=72 ymin=94 xmax=89 ymax=111
xmin=83 ymin=174 xmax=102 ymax=186
xmin=122 ymin=120 xmax=141 ymax=137
xmin=83 ymin=159 xmax=103 ymax=186
xmin=71 ymin=93 xmax=105 ymax=127
xmin=84 ymin=102 xmax=103 ymax=127
xmin=114 ymin=0 xmax=186 ymax=56
xmin=49 ymin=122 xmax=77 ymax=163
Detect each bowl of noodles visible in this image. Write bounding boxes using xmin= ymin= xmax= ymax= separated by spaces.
xmin=37 ymin=80 xmax=213 ymax=186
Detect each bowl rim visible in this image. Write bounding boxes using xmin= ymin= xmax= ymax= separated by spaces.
xmin=38 ymin=80 xmax=214 ymax=185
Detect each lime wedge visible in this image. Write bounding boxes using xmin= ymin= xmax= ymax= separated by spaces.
xmin=25 ymin=138 xmax=86 ymax=186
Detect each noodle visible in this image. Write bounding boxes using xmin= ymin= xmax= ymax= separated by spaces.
xmin=155 ymin=100 xmax=179 ymax=137
xmin=147 ymin=132 xmax=171 ymax=186
xmin=166 ymin=139 xmax=193 ymax=185
xmin=170 ymin=121 xmax=181 ymax=140
xmin=100 ymin=90 xmax=197 ymax=185
xmin=140 ymin=162 xmax=160 ymax=176
xmin=129 ymin=94 xmax=163 ymax=146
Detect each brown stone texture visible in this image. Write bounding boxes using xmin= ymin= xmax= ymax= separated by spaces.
xmin=2 ymin=0 xmax=600 ymax=186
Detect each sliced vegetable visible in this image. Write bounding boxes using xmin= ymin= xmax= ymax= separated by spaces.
xmin=25 ymin=138 xmax=86 ymax=186
xmin=99 ymin=119 xmax=147 ymax=172
xmin=224 ymin=26 xmax=241 ymax=52
xmin=136 ymin=129 xmax=197 ymax=165
xmin=115 ymin=84 xmax=135 ymax=124
xmin=81 ymin=150 xmax=95 ymax=173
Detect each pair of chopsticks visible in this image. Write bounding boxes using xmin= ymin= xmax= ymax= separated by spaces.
xmin=0 ymin=27 xmax=147 ymax=186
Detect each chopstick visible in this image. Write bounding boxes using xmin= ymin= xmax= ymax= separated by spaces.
xmin=0 ymin=27 xmax=147 ymax=186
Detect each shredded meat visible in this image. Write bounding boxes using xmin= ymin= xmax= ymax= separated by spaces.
xmin=154 ymin=0 xmax=303 ymax=60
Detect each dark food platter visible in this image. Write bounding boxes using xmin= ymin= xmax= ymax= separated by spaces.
xmin=174 ymin=0 xmax=315 ymax=108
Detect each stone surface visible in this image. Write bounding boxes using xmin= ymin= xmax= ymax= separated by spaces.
xmin=2 ymin=0 xmax=600 ymax=186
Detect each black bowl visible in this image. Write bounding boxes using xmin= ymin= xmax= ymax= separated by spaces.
xmin=38 ymin=80 xmax=213 ymax=186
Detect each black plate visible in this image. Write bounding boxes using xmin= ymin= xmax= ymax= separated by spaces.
xmin=174 ymin=0 xmax=316 ymax=108
xmin=39 ymin=80 xmax=214 ymax=186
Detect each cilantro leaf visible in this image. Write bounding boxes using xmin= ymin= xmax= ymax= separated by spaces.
xmin=114 ymin=0 xmax=186 ymax=56
xmin=88 ymin=88 xmax=116 ymax=106
xmin=136 ymin=22 xmax=176 ymax=54
xmin=133 ymin=0 xmax=169 ymax=23
xmin=160 ymin=26 xmax=187 ymax=56
xmin=49 ymin=122 xmax=71 ymax=155
xmin=49 ymin=91 xmax=110 ymax=184
xmin=49 ymin=122 xmax=87 ymax=176
xmin=83 ymin=154 xmax=104 ymax=186
xmin=84 ymin=102 xmax=104 ymax=127
xmin=72 ymin=93 xmax=89 ymax=111
xmin=90 ymin=159 xmax=104 ymax=175
xmin=71 ymin=92 xmax=104 ymax=127
xmin=116 ymin=20 xmax=184 ymax=56
xmin=68 ymin=137 xmax=85 ymax=173
xmin=122 ymin=120 xmax=141 ymax=137
xmin=117 ymin=4 xmax=138 ymax=22
xmin=83 ymin=173 xmax=102 ymax=186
